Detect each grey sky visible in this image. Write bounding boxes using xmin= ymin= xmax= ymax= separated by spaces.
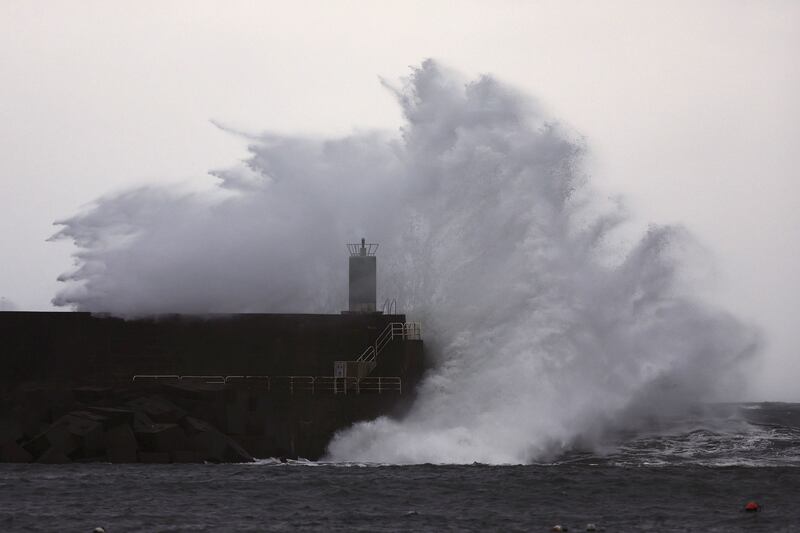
xmin=1 ymin=1 xmax=798 ymax=399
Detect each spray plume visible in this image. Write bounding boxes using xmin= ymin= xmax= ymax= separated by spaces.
xmin=52 ymin=60 xmax=758 ymax=464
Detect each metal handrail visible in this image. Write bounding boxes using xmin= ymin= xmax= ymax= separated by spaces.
xmin=315 ymin=376 xmax=360 ymax=394
xmin=132 ymin=374 xmax=180 ymax=383
xmin=270 ymin=375 xmax=315 ymax=394
xmin=359 ymin=376 xmax=402 ymax=393
xmin=130 ymin=374 xmax=401 ymax=394
xmin=224 ymin=375 xmax=271 ymax=391
xmin=224 ymin=375 xmax=269 ymax=383
xmin=382 ymin=298 xmax=397 ymax=314
xmin=346 ymin=242 xmax=379 ymax=257
xmin=180 ymin=375 xmax=226 ymax=383
xmin=356 ymin=322 xmax=421 ymax=363
xmin=358 ymin=345 xmax=375 ymax=361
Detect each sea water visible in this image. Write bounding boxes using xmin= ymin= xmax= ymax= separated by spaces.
xmin=2 ymin=403 xmax=798 ymax=532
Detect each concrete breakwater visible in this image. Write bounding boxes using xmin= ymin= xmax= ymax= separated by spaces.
xmin=0 ymin=312 xmax=425 ymax=463
xmin=2 ymin=388 xmax=254 ymax=464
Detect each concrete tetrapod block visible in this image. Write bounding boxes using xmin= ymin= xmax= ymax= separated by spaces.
xmin=219 ymin=437 xmax=254 ymax=463
xmin=0 ymin=441 xmax=33 ymax=463
xmin=107 ymin=446 xmax=138 ymax=463
xmin=15 ymin=387 xmax=77 ymax=426
xmin=87 ymin=407 xmax=135 ymax=430
xmin=126 ymin=395 xmax=187 ymax=424
xmin=21 ymin=432 xmax=51 ymax=459
xmin=24 ymin=420 xmax=81 ymax=459
xmin=134 ymin=423 xmax=189 ymax=454
xmin=225 ymin=402 xmax=247 ymax=435
xmin=104 ymin=423 xmax=137 ymax=449
xmin=72 ymin=387 xmax=112 ymax=403
xmin=182 ymin=416 xmax=215 ymax=435
xmin=18 ymin=416 xmax=47 ymax=444
xmin=235 ymin=436 xmax=274 ymax=459
xmin=65 ymin=412 xmax=106 ymax=458
xmin=137 ymin=451 xmax=171 ymax=464
xmin=170 ymin=450 xmax=201 ymax=463
xmin=132 ymin=411 xmax=156 ymax=432
xmin=182 ymin=417 xmax=254 ymax=463
xmin=7 ymin=392 xmax=54 ymax=441
xmin=38 ymin=413 xmax=104 ymax=460
xmin=104 ymin=424 xmax=138 ymax=463
xmin=23 ymin=410 xmax=125 ymax=462
xmin=0 ymin=418 xmax=23 ymax=448
xmin=188 ymin=399 xmax=227 ymax=431
xmin=37 ymin=447 xmax=71 ymax=464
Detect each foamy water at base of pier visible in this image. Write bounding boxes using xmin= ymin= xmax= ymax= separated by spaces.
xmin=1 ymin=403 xmax=799 ymax=532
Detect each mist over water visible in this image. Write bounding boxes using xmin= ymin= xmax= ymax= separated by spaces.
xmin=52 ymin=61 xmax=759 ymax=464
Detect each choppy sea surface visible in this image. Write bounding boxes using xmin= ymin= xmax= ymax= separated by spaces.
xmin=1 ymin=403 xmax=799 ymax=532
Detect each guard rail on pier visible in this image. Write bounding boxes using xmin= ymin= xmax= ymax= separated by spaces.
xmin=131 ymin=374 xmax=401 ymax=394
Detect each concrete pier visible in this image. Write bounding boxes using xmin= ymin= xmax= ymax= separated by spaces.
xmin=0 ymin=312 xmax=425 ymax=462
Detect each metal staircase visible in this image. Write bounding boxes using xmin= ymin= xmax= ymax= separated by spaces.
xmin=357 ymin=322 xmax=421 ymax=363
xmin=334 ymin=322 xmax=421 ymax=379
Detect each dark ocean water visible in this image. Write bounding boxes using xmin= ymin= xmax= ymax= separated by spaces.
xmin=1 ymin=403 xmax=799 ymax=532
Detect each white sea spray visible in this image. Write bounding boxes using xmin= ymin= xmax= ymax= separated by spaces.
xmin=52 ymin=60 xmax=759 ymax=463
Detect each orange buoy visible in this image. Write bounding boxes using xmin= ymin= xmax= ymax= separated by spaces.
xmin=744 ymin=501 xmax=761 ymax=512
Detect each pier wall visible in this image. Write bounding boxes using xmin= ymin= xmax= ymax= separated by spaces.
xmin=0 ymin=312 xmax=425 ymax=461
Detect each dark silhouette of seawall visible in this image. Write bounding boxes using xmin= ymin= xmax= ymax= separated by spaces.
xmin=0 ymin=312 xmax=425 ymax=463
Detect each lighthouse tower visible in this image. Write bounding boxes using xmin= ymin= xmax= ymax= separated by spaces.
xmin=347 ymin=238 xmax=377 ymax=313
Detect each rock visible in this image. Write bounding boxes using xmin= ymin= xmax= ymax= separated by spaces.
xmin=0 ymin=441 xmax=33 ymax=463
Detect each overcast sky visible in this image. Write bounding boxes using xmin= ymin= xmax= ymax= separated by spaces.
xmin=1 ymin=0 xmax=798 ymax=400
